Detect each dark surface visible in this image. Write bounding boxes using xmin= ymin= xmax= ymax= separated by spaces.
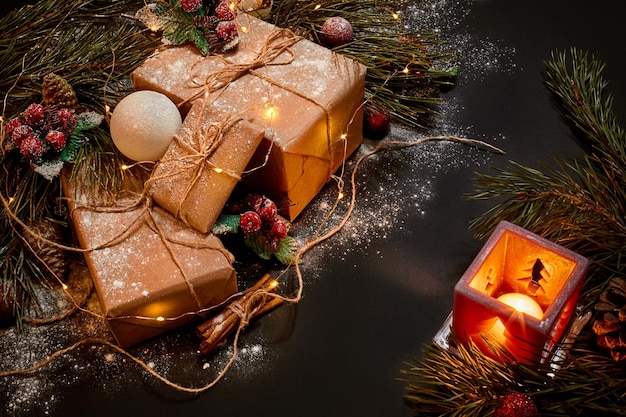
xmin=1 ymin=1 xmax=624 ymax=416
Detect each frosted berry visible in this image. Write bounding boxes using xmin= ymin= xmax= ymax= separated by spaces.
xmin=256 ymin=197 xmax=277 ymax=222
xmin=24 ymin=103 xmax=46 ymax=126
xmin=319 ymin=16 xmax=353 ymax=48
xmin=11 ymin=124 xmax=35 ymax=147
xmin=4 ymin=118 xmax=22 ymax=138
xmin=243 ymin=194 xmax=264 ymax=212
xmin=495 ymin=393 xmax=538 ymax=417
xmin=215 ymin=20 xmax=238 ymax=42
xmin=20 ymin=135 xmax=45 ymax=159
xmin=240 ymin=211 xmax=262 ymax=233
xmin=56 ymin=108 xmax=77 ymax=135
xmin=180 ymin=0 xmax=203 ymax=13
xmin=363 ymin=106 xmax=391 ymax=139
xmin=215 ymin=1 xmax=236 ymax=21
xmin=45 ymin=130 xmax=67 ymax=152
xmin=268 ymin=218 xmax=288 ymax=239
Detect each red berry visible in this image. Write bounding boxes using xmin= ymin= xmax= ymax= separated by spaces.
xmin=24 ymin=103 xmax=46 ymax=126
xmin=239 ymin=211 xmax=262 ymax=233
xmin=269 ymin=218 xmax=288 ymax=239
xmin=45 ymin=130 xmax=66 ymax=152
xmin=11 ymin=124 xmax=34 ymax=147
xmin=56 ymin=108 xmax=77 ymax=135
xmin=215 ymin=20 xmax=238 ymax=42
xmin=256 ymin=197 xmax=277 ymax=222
xmin=4 ymin=118 xmax=22 ymax=138
xmin=495 ymin=393 xmax=538 ymax=417
xmin=319 ymin=16 xmax=353 ymax=48
xmin=179 ymin=0 xmax=202 ymax=12
xmin=19 ymin=135 xmax=45 ymax=159
xmin=363 ymin=106 xmax=391 ymax=139
xmin=215 ymin=0 xmax=236 ymax=20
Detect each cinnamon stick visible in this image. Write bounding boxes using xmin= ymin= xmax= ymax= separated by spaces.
xmin=197 ymin=274 xmax=284 ymax=354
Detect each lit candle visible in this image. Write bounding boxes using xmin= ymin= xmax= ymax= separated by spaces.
xmin=488 ymin=293 xmax=543 ymax=345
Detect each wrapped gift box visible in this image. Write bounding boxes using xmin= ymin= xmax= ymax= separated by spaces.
xmin=132 ymin=14 xmax=367 ymax=219
xmin=149 ymin=104 xmax=264 ymax=233
xmin=63 ymin=170 xmax=237 ymax=347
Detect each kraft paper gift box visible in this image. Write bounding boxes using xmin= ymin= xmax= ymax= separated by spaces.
xmin=63 ymin=170 xmax=237 ymax=347
xmin=132 ymin=14 xmax=367 ymax=220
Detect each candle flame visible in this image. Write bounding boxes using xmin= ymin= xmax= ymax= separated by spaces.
xmin=487 ymin=293 xmax=543 ymax=345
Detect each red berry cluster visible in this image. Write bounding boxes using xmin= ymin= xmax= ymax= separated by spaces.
xmin=236 ymin=194 xmax=289 ymax=244
xmin=213 ymin=1 xmax=238 ymax=42
xmin=4 ymin=104 xmax=76 ymax=161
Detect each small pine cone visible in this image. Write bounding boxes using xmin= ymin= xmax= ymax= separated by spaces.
xmin=24 ymin=218 xmax=68 ymax=280
xmin=42 ymin=73 xmax=78 ymax=108
xmin=592 ymin=277 xmax=626 ymax=361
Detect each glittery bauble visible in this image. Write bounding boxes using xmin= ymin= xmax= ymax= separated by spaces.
xmin=319 ymin=16 xmax=353 ymax=47
xmin=495 ymin=393 xmax=538 ymax=417
xmin=109 ymin=91 xmax=182 ymax=161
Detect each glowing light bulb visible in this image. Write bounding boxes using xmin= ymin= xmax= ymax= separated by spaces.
xmin=340 ymin=133 xmax=347 ymax=140
xmin=62 ymin=284 xmax=69 ymax=290
xmin=121 ymin=164 xmax=130 ymax=171
xmin=314 ymin=4 xmax=321 ymax=10
xmin=402 ymin=66 xmax=410 ymax=74
xmin=488 ymin=293 xmax=544 ymax=345
xmin=338 ymin=192 xmax=344 ymax=200
xmin=156 ymin=316 xmax=165 ymax=322
xmin=149 ymin=24 xmax=159 ymax=32
xmin=214 ymin=167 xmax=224 ymax=174
xmin=240 ymin=25 xmax=248 ymax=34
xmin=263 ymin=105 xmax=277 ymax=121
xmin=269 ymin=280 xmax=279 ymax=289
xmin=391 ymin=11 xmax=400 ymax=19
xmin=229 ymin=2 xmax=236 ymax=11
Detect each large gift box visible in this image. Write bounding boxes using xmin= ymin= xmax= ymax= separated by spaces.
xmin=132 ymin=14 xmax=367 ymax=220
xmin=63 ymin=170 xmax=237 ymax=347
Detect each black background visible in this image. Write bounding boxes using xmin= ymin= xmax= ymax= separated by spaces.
xmin=1 ymin=1 xmax=624 ymax=416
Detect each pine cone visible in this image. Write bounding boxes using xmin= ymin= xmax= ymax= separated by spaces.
xmin=592 ymin=277 xmax=626 ymax=361
xmin=42 ymin=73 xmax=78 ymax=108
xmin=24 ymin=218 xmax=68 ymax=280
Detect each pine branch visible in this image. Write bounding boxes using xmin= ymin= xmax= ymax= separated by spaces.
xmin=402 ymin=335 xmax=626 ymax=416
xmin=467 ymin=49 xmax=626 ymax=299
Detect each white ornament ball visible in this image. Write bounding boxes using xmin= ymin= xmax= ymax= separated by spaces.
xmin=109 ymin=90 xmax=182 ymax=161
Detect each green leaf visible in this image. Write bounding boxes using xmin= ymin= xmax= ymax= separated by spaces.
xmin=273 ymin=236 xmax=299 ymax=265
xmin=211 ymin=214 xmax=240 ymax=234
xmin=244 ymin=232 xmax=274 ymax=261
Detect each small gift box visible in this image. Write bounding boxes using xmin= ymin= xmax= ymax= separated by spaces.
xmin=148 ymin=104 xmax=264 ymax=233
xmin=63 ymin=170 xmax=237 ymax=347
xmin=132 ymin=14 xmax=367 ymax=220
xmin=452 ymin=221 xmax=589 ymax=363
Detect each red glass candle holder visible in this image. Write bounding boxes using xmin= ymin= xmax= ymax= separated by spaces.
xmin=452 ymin=221 xmax=589 ymax=363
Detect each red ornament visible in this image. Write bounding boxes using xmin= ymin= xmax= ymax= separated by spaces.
xmin=495 ymin=393 xmax=538 ymax=417
xmin=240 ymin=211 xmax=262 ymax=233
xmin=24 ymin=103 xmax=46 ymax=126
xmin=363 ymin=106 xmax=391 ymax=139
xmin=319 ymin=16 xmax=353 ymax=48
xmin=179 ymin=0 xmax=203 ymax=13
xmin=215 ymin=20 xmax=238 ymax=42
xmin=19 ymin=135 xmax=45 ymax=159
xmin=215 ymin=0 xmax=236 ymax=21
xmin=45 ymin=130 xmax=67 ymax=152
